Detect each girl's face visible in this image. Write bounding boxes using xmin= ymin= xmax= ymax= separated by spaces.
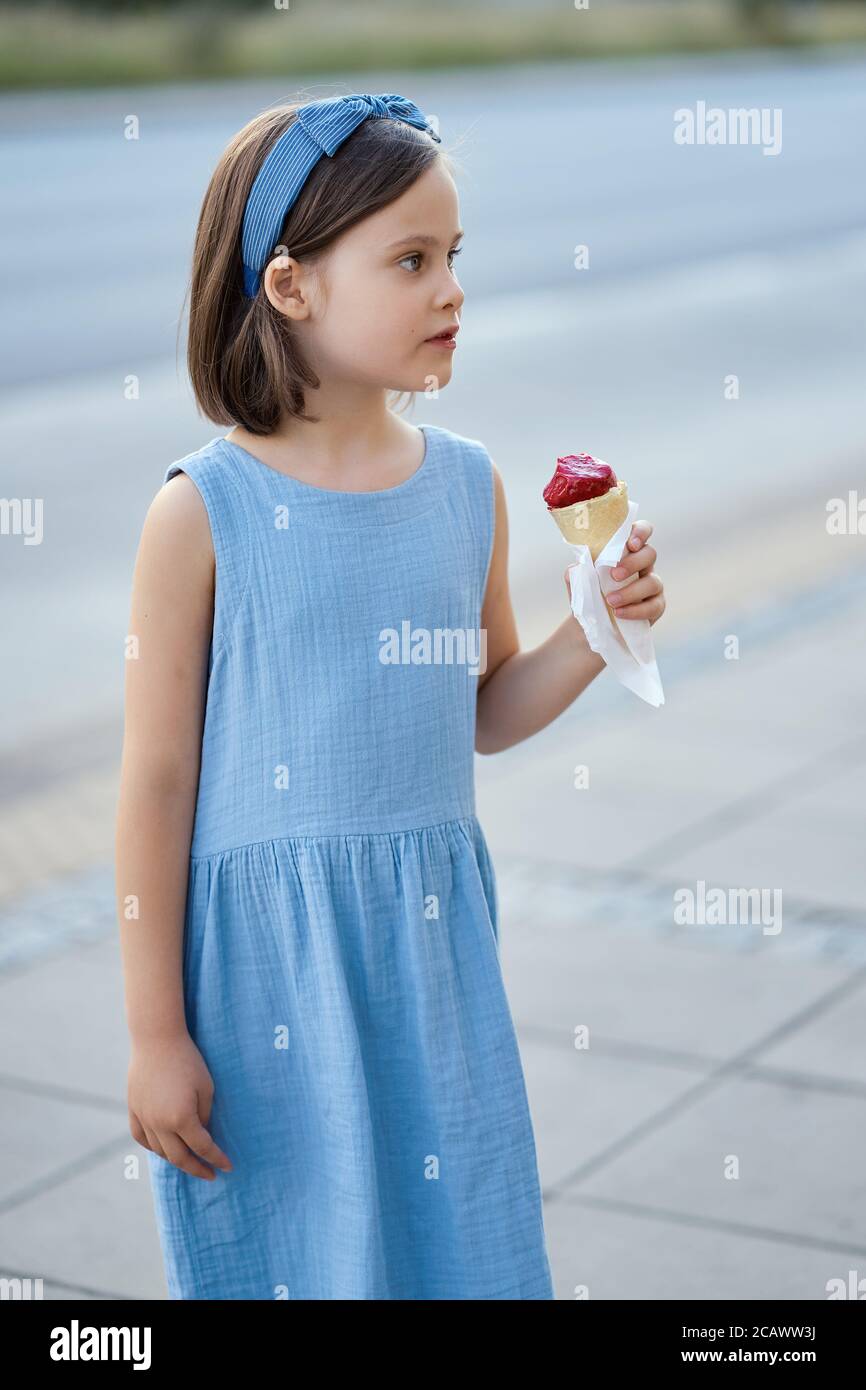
xmin=286 ymin=158 xmax=465 ymax=395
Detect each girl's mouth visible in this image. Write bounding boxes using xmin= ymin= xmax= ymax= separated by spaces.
xmin=424 ymin=328 xmax=458 ymax=349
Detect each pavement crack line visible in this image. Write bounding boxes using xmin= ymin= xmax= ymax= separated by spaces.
xmin=555 ymin=1192 xmax=866 ymax=1260
xmin=0 ymin=1071 xmax=127 ymax=1114
xmin=617 ymin=729 xmax=866 ymax=875
xmin=0 ymin=1132 xmax=135 ymax=1220
xmin=518 ymin=1023 xmax=866 ymax=1100
xmin=543 ymin=961 xmax=866 ymax=1201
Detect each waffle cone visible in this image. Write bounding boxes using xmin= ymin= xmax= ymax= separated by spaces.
xmin=548 ymin=480 xmax=629 ymax=561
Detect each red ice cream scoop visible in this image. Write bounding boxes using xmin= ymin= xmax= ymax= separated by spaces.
xmin=542 ymin=454 xmax=618 ymax=509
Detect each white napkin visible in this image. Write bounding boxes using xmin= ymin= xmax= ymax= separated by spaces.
xmin=562 ymin=496 xmax=664 ymax=706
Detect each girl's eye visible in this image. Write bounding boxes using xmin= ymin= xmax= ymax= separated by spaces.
xmin=398 ymin=247 xmax=463 ymax=272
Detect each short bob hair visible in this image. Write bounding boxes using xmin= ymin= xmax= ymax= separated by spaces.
xmin=184 ymin=96 xmax=448 ymax=435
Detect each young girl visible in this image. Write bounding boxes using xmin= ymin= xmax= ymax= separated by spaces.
xmin=116 ymin=91 xmax=665 ymax=1302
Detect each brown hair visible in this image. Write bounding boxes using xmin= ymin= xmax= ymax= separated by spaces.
xmin=183 ymin=96 xmax=448 ymax=434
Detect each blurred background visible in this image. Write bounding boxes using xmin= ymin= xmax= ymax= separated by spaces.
xmin=1 ymin=0 xmax=864 ymax=1301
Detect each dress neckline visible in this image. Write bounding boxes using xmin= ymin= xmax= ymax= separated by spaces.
xmin=217 ymin=424 xmax=434 ymax=499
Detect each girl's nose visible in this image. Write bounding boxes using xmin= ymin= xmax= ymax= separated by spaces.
xmin=441 ymin=272 xmax=465 ymax=311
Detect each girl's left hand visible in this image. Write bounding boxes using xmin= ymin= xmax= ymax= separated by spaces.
xmin=563 ymin=520 xmax=666 ymax=625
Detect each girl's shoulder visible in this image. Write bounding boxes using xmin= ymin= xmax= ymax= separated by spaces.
xmin=420 ymin=421 xmax=495 ymax=492
xmin=162 ymin=434 xmax=229 ymax=488
xmin=419 ymin=423 xmax=496 ymax=548
xmin=160 ymin=435 xmax=248 ymax=548
xmin=422 ymin=420 xmax=492 ymax=460
xmin=157 ymin=435 xmax=250 ymax=659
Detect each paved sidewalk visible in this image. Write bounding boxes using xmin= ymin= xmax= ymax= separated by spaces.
xmin=0 ymin=559 xmax=863 ymax=1299
xmin=481 ymin=561 xmax=866 ymax=1300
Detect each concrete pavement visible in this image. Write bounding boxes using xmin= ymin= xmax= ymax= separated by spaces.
xmin=482 ymin=556 xmax=866 ymax=1300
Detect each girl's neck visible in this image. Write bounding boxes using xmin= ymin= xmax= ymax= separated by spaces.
xmin=225 ymin=408 xmax=424 ymax=491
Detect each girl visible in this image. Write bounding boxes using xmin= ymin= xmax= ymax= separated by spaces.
xmin=116 ymin=91 xmax=665 ymax=1302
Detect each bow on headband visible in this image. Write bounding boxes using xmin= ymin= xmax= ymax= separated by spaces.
xmin=241 ymin=92 xmax=441 ymax=298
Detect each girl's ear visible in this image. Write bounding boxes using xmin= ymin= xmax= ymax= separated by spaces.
xmin=263 ymin=254 xmax=314 ymax=321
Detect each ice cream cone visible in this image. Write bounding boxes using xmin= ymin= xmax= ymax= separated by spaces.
xmin=548 ymin=480 xmax=630 ymax=561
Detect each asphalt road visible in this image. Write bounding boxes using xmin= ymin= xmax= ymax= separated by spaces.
xmin=0 ymin=49 xmax=864 ymax=755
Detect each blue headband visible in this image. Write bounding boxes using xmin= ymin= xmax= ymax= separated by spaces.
xmin=240 ymin=91 xmax=441 ymax=299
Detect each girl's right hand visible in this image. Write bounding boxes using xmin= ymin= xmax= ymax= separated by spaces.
xmin=128 ymin=1033 xmax=233 ymax=1181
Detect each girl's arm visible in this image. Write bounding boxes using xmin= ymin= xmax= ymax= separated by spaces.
xmin=115 ymin=475 xmax=231 ymax=1180
xmin=475 ymin=462 xmax=664 ymax=755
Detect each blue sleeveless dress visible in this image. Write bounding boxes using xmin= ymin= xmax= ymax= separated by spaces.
xmin=146 ymin=423 xmax=554 ymax=1300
